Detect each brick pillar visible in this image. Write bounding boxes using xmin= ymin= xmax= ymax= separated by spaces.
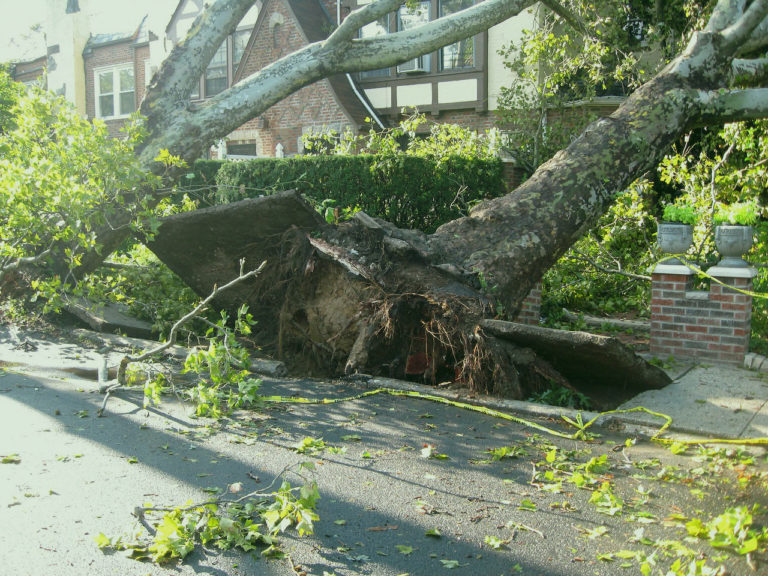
xmin=650 ymin=263 xmax=755 ymax=365
xmin=650 ymin=264 xmax=695 ymax=360
xmin=501 ymin=159 xmax=525 ymax=192
xmin=706 ymin=266 xmax=755 ymax=365
xmin=514 ymin=281 xmax=542 ymax=326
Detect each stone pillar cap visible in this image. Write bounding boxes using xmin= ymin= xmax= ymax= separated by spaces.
xmin=707 ymin=265 xmax=758 ymax=279
xmin=651 ymin=263 xmax=695 ymax=276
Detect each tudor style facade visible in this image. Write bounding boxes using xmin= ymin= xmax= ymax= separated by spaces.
xmin=8 ymin=0 xmax=536 ymax=157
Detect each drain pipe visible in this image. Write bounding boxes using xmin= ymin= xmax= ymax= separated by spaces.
xmin=346 ymin=73 xmax=385 ymax=129
xmin=338 ymin=0 xmax=385 ymax=129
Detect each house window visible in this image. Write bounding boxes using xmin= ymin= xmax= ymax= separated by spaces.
xmin=359 ymin=15 xmax=390 ymax=78
xmin=95 ymin=65 xmax=135 ymax=118
xmin=227 ymin=142 xmax=258 ymax=156
xmin=204 ymin=43 xmax=228 ymax=97
xmin=397 ymin=1 xmax=431 ymax=73
xmin=192 ymin=27 xmax=252 ymax=99
xmin=439 ymin=0 xmax=474 ymax=70
xmin=233 ymin=28 xmax=250 ymax=72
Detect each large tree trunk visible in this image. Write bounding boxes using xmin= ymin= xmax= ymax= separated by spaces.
xmin=149 ymin=190 xmax=671 ymax=404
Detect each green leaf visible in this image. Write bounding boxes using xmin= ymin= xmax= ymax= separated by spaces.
xmin=1 ymin=453 xmax=21 ymax=464
xmin=94 ymin=532 xmax=112 ymax=548
xmin=396 ymin=544 xmax=414 ymax=555
xmin=484 ymin=535 xmax=508 ymax=549
xmin=425 ymin=528 xmax=442 ymax=538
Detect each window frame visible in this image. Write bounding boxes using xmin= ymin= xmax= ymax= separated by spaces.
xmin=94 ymin=64 xmax=136 ymax=119
xmin=355 ymin=0 xmax=482 ymax=83
xmin=191 ymin=25 xmax=253 ymax=101
xmin=438 ymin=0 xmax=475 ymax=71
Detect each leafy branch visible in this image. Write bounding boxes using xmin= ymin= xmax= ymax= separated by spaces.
xmin=96 ymin=462 xmax=320 ymax=564
xmin=98 ymin=259 xmax=266 ymax=416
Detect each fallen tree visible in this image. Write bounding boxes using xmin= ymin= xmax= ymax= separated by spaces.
xmin=5 ymin=0 xmax=768 ymax=398
xmin=147 ymin=0 xmax=767 ymax=398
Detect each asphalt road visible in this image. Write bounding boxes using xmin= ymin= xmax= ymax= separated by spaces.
xmin=2 ymin=338 xmax=768 ymax=575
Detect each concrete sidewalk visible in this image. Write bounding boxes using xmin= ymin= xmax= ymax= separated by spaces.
xmin=618 ymin=362 xmax=768 ymax=440
xmin=3 ymin=324 xmax=768 ymax=441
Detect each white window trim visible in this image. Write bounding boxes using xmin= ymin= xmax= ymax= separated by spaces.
xmin=94 ymin=64 xmax=135 ymax=119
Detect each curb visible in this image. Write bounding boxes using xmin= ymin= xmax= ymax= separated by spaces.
xmin=745 ymin=352 xmax=768 ymax=372
xmin=356 ymin=376 xmax=695 ymax=441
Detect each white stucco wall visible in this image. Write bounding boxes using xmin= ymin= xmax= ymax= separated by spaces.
xmin=486 ymin=4 xmax=537 ymax=110
xmin=364 ymin=87 xmax=392 ymax=109
xmin=43 ymin=0 xmax=90 ymax=115
xmin=397 ymin=83 xmax=432 ymax=107
xmin=437 ymin=78 xmax=477 ymax=104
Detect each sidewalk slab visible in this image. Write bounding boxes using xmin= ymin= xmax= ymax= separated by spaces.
xmin=618 ymin=365 xmax=768 ymax=439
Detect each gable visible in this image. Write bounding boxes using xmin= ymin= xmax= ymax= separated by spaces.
xmin=236 ymin=0 xmax=381 ymax=128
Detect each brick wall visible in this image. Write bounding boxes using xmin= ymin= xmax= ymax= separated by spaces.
xmin=237 ymin=0 xmax=355 ymax=156
xmin=11 ymin=56 xmax=47 ymax=86
xmin=650 ymin=269 xmax=753 ymax=365
xmin=514 ymin=281 xmax=542 ymax=326
xmin=501 ymin=159 xmax=526 ymax=191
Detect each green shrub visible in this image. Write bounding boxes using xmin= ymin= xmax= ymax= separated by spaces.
xmin=215 ymin=154 xmax=505 ymax=233
xmin=714 ymin=201 xmax=760 ymax=226
xmin=176 ymin=159 xmax=226 ymax=206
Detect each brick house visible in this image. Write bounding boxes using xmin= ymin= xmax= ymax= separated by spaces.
xmin=8 ymin=0 xmax=540 ymax=159
xmin=82 ymin=18 xmax=153 ymax=138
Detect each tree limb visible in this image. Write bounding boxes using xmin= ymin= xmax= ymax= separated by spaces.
xmin=694 ymin=87 xmax=768 ymax=124
xmin=345 ymin=0 xmax=535 ymax=66
xmin=566 ymin=250 xmax=652 ymax=282
xmin=720 ymin=0 xmax=768 ymax=52
xmin=140 ymin=0 xmax=258 ymax=131
xmin=738 ymin=16 xmax=768 ymax=54
xmin=705 ymin=0 xmax=747 ymax=33
xmin=539 ymin=0 xmax=592 ymax=38
xmin=0 ymin=246 xmax=53 ymax=282
xmin=325 ymin=0 xmax=404 ymax=48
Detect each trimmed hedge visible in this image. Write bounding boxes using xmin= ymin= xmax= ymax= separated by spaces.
xmin=176 ymin=159 xmax=226 ymax=205
xmin=214 ymin=155 xmax=505 ymax=233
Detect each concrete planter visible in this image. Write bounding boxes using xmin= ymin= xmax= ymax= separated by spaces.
xmin=657 ymin=222 xmax=693 ymax=264
xmin=715 ymin=225 xmax=753 ymax=267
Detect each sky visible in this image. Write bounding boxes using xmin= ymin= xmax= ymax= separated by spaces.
xmin=0 ymin=0 xmax=173 ymax=62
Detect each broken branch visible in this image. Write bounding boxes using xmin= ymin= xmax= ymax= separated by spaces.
xmin=98 ymin=259 xmax=267 ymax=416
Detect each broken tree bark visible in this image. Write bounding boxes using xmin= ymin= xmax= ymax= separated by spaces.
xmin=148 ymin=191 xmax=670 ymax=402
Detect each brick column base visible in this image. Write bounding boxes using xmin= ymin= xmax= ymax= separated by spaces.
xmin=514 ymin=281 xmax=542 ymax=326
xmin=650 ymin=263 xmax=755 ymax=365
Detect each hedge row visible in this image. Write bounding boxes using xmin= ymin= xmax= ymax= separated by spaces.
xmin=181 ymin=155 xmax=506 ymax=233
